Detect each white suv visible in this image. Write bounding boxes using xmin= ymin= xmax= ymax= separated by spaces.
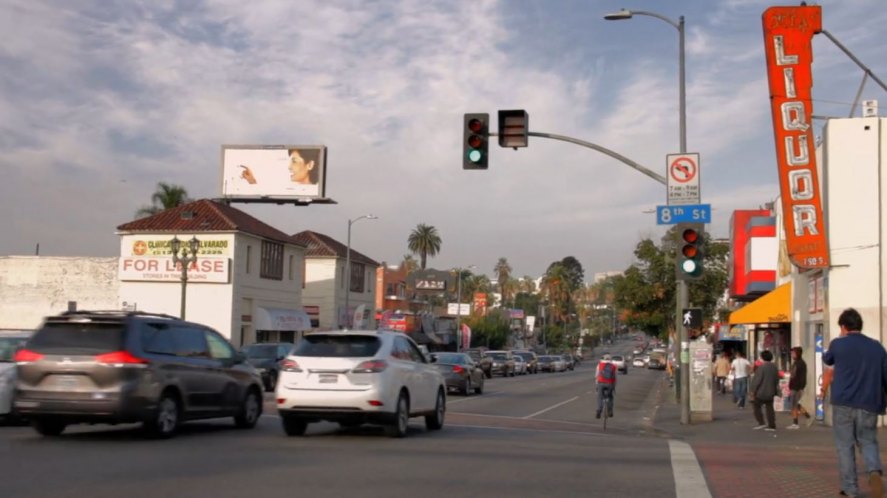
xmin=275 ymin=330 xmax=446 ymax=438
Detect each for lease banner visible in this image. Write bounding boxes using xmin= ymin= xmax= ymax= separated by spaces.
xmin=119 ymin=257 xmax=230 ymax=283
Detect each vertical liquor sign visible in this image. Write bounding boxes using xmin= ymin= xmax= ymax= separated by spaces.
xmin=762 ymin=6 xmax=829 ymax=269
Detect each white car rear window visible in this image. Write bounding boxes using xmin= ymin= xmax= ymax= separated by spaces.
xmin=293 ymin=335 xmax=381 ymax=357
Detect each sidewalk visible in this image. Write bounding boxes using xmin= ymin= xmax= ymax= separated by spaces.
xmin=652 ymin=379 xmax=887 ymax=497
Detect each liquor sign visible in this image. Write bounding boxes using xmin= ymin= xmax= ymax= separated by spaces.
xmin=762 ymin=6 xmax=829 ymax=269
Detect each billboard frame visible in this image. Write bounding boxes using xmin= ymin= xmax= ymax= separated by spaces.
xmin=219 ymin=144 xmax=336 ymax=205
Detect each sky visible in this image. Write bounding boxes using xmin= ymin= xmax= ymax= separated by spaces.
xmin=1 ymin=0 xmax=886 ymax=281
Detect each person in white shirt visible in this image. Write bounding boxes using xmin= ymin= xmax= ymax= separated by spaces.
xmin=731 ymin=350 xmax=752 ymax=408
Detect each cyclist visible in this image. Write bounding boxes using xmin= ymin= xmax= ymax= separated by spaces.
xmin=596 ymin=354 xmax=618 ymax=419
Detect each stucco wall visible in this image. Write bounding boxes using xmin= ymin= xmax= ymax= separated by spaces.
xmin=0 ymin=256 xmax=119 ymax=329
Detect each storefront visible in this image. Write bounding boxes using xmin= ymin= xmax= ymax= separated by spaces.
xmin=254 ymin=307 xmax=313 ymax=343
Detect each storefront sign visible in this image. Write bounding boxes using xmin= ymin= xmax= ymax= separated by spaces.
xmin=763 ymin=5 xmax=829 ymax=269
xmin=125 ymin=235 xmax=231 ymax=257
xmin=119 ymin=257 xmax=230 ymax=283
xmin=815 ymin=330 xmax=824 ymax=420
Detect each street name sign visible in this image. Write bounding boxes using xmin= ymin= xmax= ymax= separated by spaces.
xmin=656 ymin=204 xmax=711 ymax=225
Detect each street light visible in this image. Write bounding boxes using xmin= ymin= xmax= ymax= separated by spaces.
xmin=344 ymin=214 xmax=377 ymax=328
xmin=453 ymin=265 xmax=477 ymax=352
xmin=170 ymin=235 xmax=200 ymax=320
xmin=605 ymin=7 xmax=690 ymax=425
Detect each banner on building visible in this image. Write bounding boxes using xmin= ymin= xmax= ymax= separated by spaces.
xmin=125 ymin=235 xmax=232 ymax=257
xmin=118 ymin=257 xmax=230 ymax=283
xmin=460 ymin=323 xmax=471 ymax=351
xmin=762 ymin=5 xmax=829 ymax=269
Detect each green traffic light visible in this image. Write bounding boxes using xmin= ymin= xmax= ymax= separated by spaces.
xmin=468 ymin=149 xmax=482 ymax=162
xmin=681 ymin=259 xmax=697 ymax=273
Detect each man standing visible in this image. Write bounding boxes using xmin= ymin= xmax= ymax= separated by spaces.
xmin=750 ymin=350 xmax=779 ymax=432
xmin=787 ymin=346 xmax=811 ymax=429
xmin=595 ymin=354 xmax=617 ymax=419
xmin=824 ymin=308 xmax=886 ymax=498
xmin=714 ymin=352 xmax=731 ymax=395
xmin=731 ymin=351 xmax=752 ymax=408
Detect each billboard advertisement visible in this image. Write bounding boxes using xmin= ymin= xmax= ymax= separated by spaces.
xmin=220 ymin=145 xmax=327 ymax=200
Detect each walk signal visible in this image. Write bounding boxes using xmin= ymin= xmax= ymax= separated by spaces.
xmin=676 ymin=223 xmax=704 ymax=281
xmin=463 ymin=113 xmax=489 ymax=169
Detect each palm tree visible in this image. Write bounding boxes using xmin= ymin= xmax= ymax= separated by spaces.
xmin=399 ymin=254 xmax=419 ymax=274
xmin=407 ymin=223 xmax=442 ymax=269
xmin=520 ymin=275 xmax=537 ymax=294
xmin=540 ymin=263 xmax=571 ymax=324
xmin=135 ymin=182 xmax=191 ymax=218
xmin=494 ymin=257 xmax=512 ymax=306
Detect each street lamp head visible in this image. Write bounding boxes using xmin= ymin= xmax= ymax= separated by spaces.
xmin=188 ymin=236 xmax=200 ymax=254
xmin=604 ymin=9 xmax=633 ymax=20
xmin=170 ymin=236 xmax=181 ymax=255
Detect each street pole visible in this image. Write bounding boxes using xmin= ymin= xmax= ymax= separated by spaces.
xmin=344 ymin=214 xmax=376 ymax=329
xmin=170 ymin=236 xmax=199 ymax=320
xmin=605 ymin=9 xmax=689 ymax=424
xmin=455 ymin=270 xmax=463 ymax=353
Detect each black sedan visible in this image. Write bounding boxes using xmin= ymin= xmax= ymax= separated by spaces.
xmin=430 ymin=352 xmax=485 ymax=395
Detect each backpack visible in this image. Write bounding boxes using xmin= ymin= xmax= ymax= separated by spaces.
xmin=600 ymin=362 xmax=616 ymax=381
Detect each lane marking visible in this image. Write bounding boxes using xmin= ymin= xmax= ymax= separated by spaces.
xmin=669 ymin=440 xmax=712 ymax=498
xmin=522 ymin=396 xmax=579 ymax=419
xmin=446 ymin=391 xmax=503 ymax=404
xmin=447 ymin=423 xmax=614 ymax=438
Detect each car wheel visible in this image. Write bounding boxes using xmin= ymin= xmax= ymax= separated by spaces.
xmin=281 ymin=414 xmax=308 ymax=436
xmin=234 ymin=388 xmax=262 ymax=429
xmin=32 ymin=418 xmax=66 ymax=437
xmin=144 ymin=392 xmax=180 ymax=439
xmin=474 ymin=378 xmax=484 ymax=394
xmin=266 ymin=371 xmax=278 ymax=392
xmin=425 ymin=389 xmax=445 ymax=431
xmin=385 ymin=392 xmax=409 ymax=438
xmin=485 ymin=370 xmax=492 ymax=379
xmin=462 ymin=378 xmax=471 ymax=396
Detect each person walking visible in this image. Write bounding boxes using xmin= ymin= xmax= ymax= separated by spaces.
xmin=750 ymin=350 xmax=779 ymax=432
xmin=824 ymin=308 xmax=886 ymax=498
xmin=714 ymin=352 xmax=731 ymax=395
xmin=731 ymin=350 xmax=752 ymax=408
xmin=787 ymin=346 xmax=811 ymax=429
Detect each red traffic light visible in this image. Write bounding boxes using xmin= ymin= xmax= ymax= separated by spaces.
xmin=468 ymin=118 xmax=484 ymax=133
xmin=682 ymin=245 xmax=698 ymax=258
xmin=682 ymin=228 xmax=699 ymax=243
xmin=467 ymin=135 xmax=483 ymax=148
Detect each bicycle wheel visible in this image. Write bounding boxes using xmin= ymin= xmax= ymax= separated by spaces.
xmin=602 ymin=398 xmax=609 ymax=430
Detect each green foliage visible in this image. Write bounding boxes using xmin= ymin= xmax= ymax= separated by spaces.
xmin=513 ymin=292 xmax=541 ymax=318
xmin=407 ymin=224 xmax=442 ymax=269
xmin=135 ymin=182 xmax=190 ymax=218
xmin=465 ymin=312 xmax=510 ymax=349
xmin=546 ymin=256 xmax=584 ymax=292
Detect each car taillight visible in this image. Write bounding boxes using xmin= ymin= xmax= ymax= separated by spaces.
xmin=281 ymin=359 xmax=302 ymax=372
xmin=95 ymin=350 xmax=149 ymax=365
xmin=352 ymin=360 xmax=388 ymax=373
xmin=14 ymin=349 xmax=43 ymax=363
xmin=452 ymin=365 xmax=465 ymax=374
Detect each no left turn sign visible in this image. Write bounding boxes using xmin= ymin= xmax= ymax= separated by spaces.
xmin=666 ymin=153 xmax=701 ymax=205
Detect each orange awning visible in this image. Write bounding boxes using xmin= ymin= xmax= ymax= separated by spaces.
xmin=729 ymin=283 xmax=791 ymax=325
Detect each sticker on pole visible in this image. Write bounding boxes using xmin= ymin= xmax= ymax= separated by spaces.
xmin=667 ymin=153 xmax=700 ymax=205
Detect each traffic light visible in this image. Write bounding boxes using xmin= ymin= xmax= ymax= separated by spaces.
xmin=676 ymin=223 xmax=704 ymax=281
xmin=463 ymin=113 xmax=489 ymax=169
xmin=498 ymin=109 xmax=529 ymax=148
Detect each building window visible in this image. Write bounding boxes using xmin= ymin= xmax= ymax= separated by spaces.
xmin=246 ymin=245 xmax=252 ymax=274
xmin=260 ymin=240 xmax=284 ymax=280
xmin=350 ymin=261 xmax=366 ymax=293
xmin=288 ymin=254 xmax=295 ymax=280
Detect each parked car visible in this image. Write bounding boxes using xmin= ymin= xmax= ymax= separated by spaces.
xmin=538 ymin=355 xmax=555 ymax=372
xmin=431 ymin=352 xmax=485 ymax=395
xmin=549 ymin=355 xmax=567 ymax=372
xmin=276 ymin=329 xmax=446 ymax=438
xmin=512 ymin=350 xmax=539 ymax=374
xmin=483 ymin=350 xmax=516 ymax=377
xmin=561 ymin=354 xmax=575 ymax=371
xmin=0 ymin=330 xmax=33 ymax=423
xmin=648 ymin=351 xmax=667 ymax=370
xmin=14 ymin=310 xmax=264 ymax=438
xmin=513 ymin=355 xmax=528 ymax=375
xmin=466 ymin=348 xmax=493 ymax=378
xmin=632 ymin=356 xmax=646 ymax=368
xmin=610 ymin=354 xmax=628 ymax=374
xmin=241 ymin=342 xmax=294 ymax=391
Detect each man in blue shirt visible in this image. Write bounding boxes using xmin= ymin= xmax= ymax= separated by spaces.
xmin=824 ymin=308 xmax=887 ymax=498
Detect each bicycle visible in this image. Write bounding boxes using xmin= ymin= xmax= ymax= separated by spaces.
xmin=600 ymin=386 xmax=614 ymax=430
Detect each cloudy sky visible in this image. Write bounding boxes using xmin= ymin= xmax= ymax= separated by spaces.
xmin=2 ymin=0 xmax=885 ymax=280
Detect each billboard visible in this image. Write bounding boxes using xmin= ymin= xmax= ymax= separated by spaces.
xmin=221 ymin=145 xmax=327 ymax=201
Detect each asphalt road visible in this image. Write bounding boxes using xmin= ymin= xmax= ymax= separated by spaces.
xmin=0 ymin=341 xmax=702 ymax=498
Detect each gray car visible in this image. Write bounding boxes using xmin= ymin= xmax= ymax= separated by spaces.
xmin=430 ymin=352 xmax=485 ymax=395
xmin=14 ymin=310 xmax=264 ymax=438
xmin=241 ymin=342 xmax=294 ymax=391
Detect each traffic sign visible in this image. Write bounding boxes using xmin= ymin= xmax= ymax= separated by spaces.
xmin=667 ymin=153 xmax=701 ymax=205
xmin=656 ymin=204 xmax=711 ymax=225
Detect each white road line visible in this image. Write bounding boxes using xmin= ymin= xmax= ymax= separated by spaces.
xmin=522 ymin=396 xmax=579 ymax=419
xmin=446 ymin=391 xmax=502 ymax=404
xmin=448 ymin=424 xmax=613 ymax=438
xmin=669 ymin=440 xmax=712 ymax=498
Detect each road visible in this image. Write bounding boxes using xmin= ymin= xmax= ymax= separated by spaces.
xmin=0 ymin=342 xmax=708 ymax=498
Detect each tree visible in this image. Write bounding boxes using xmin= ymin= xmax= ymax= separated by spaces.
xmin=407 ymin=223 xmax=442 ymax=269
xmin=399 ymin=254 xmax=419 ymax=274
xmin=540 ymin=263 xmax=572 ymax=325
xmin=135 ymin=182 xmax=190 ymax=218
xmin=494 ymin=257 xmax=513 ymax=307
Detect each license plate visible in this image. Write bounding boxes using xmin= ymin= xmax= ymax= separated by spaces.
xmin=55 ymin=375 xmax=80 ymax=388
xmin=318 ymin=374 xmax=338 ymax=384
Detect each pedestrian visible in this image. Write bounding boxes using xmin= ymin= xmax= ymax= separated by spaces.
xmin=824 ymin=308 xmax=886 ymax=498
xmin=731 ymin=350 xmax=752 ymax=408
xmin=714 ymin=352 xmax=731 ymax=395
xmin=787 ymin=346 xmax=811 ymax=429
xmin=750 ymin=350 xmax=779 ymax=432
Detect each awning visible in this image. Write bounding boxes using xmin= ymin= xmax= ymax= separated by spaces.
xmin=729 ymin=283 xmax=791 ymax=325
xmin=255 ymin=307 xmax=312 ymax=331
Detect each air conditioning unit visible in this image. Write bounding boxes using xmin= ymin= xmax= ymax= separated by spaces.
xmin=862 ymin=100 xmax=878 ymax=118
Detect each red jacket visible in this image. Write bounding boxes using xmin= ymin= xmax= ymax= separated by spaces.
xmin=597 ymin=362 xmax=617 ymax=385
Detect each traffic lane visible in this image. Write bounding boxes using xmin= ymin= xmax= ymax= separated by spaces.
xmin=0 ymin=415 xmax=677 ymax=498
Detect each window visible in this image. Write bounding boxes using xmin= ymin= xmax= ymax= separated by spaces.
xmin=30 ymin=322 xmax=125 ymax=354
xmin=172 ymin=326 xmax=209 ymax=358
xmin=205 ymin=331 xmax=234 ymax=360
xmin=141 ymin=322 xmax=176 ymax=355
xmin=405 ymin=340 xmax=426 ymax=363
xmin=260 ymin=240 xmax=284 ymax=280
xmin=246 ymin=245 xmax=252 ymax=274
xmin=288 ymin=254 xmax=295 ymax=280
xmin=349 ymin=261 xmax=366 ymax=293
xmin=294 ymin=334 xmax=381 ymax=357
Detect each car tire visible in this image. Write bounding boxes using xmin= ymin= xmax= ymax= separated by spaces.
xmin=425 ymin=389 xmax=445 ymax=431
xmin=485 ymin=370 xmax=492 ymax=379
xmin=281 ymin=414 xmax=308 ymax=436
xmin=385 ymin=392 xmax=409 ymax=438
xmin=234 ymin=388 xmax=262 ymax=429
xmin=144 ymin=392 xmax=180 ymax=439
xmin=32 ymin=418 xmax=66 ymax=437
xmin=461 ymin=378 xmax=471 ymax=396
xmin=474 ymin=378 xmax=484 ymax=394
